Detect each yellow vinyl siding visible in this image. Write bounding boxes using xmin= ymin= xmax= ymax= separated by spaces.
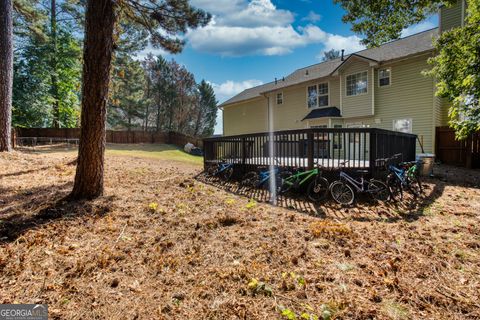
xmin=342 ymin=60 xmax=374 ymax=118
xmin=439 ymin=97 xmax=452 ymax=126
xmin=440 ymin=0 xmax=464 ymax=32
xmin=373 ymin=56 xmax=435 ymax=153
xmin=222 ymin=98 xmax=267 ymax=136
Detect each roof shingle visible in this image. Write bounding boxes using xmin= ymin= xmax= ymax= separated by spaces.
xmin=219 ymin=28 xmax=438 ymax=108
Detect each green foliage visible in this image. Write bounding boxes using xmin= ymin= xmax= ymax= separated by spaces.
xmin=13 ymin=24 xmax=81 ymax=128
xmin=108 ymin=54 xmax=147 ymax=129
xmin=195 ymin=80 xmax=218 ymax=136
xmin=334 ymin=0 xmax=456 ymax=47
xmin=426 ymin=0 xmax=480 ymax=139
xmin=247 ymin=278 xmax=273 ymax=296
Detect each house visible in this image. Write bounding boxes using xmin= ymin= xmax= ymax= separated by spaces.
xmin=220 ymin=1 xmax=467 ymax=154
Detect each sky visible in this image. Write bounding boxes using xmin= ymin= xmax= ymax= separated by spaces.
xmin=138 ymin=0 xmax=438 ymax=135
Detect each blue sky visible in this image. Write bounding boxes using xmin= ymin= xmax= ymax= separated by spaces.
xmin=139 ymin=0 xmax=438 ymax=134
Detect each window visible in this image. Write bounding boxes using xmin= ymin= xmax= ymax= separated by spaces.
xmin=276 ymin=92 xmax=283 ymax=105
xmin=307 ymin=85 xmax=318 ymax=108
xmin=318 ymin=83 xmax=329 ymax=107
xmin=307 ymin=83 xmax=329 ymax=108
xmin=393 ymin=118 xmax=412 ymax=133
xmin=346 ymin=71 xmax=368 ymax=96
xmin=379 ymin=68 xmax=391 ymax=87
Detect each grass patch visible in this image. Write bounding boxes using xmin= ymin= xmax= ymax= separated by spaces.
xmin=106 ymin=144 xmax=203 ymax=165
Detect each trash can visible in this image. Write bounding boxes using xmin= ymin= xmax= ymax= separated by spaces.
xmin=416 ymin=153 xmax=435 ymax=176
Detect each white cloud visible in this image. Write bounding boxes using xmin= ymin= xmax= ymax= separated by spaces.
xmin=302 ymin=10 xmax=322 ymax=23
xmin=211 ymin=79 xmax=263 ymax=103
xmin=401 ymin=20 xmax=436 ymax=37
xmin=187 ymin=0 xmax=364 ymax=57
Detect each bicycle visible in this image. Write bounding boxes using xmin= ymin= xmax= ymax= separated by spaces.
xmin=205 ymin=160 xmax=234 ymax=182
xmin=240 ymin=164 xmax=290 ymax=194
xmin=329 ymin=161 xmax=390 ymax=205
xmin=280 ymin=164 xmax=330 ymax=203
xmin=380 ymin=153 xmax=423 ymax=200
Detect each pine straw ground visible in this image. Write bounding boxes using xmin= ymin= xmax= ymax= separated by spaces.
xmin=0 ymin=148 xmax=479 ymax=320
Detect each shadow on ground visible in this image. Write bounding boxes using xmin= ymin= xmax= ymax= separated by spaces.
xmin=196 ymin=173 xmax=446 ymax=223
xmin=0 ymin=182 xmax=114 ymax=244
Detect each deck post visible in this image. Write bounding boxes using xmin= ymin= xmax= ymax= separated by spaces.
xmin=307 ymin=131 xmax=314 ymax=170
xmin=369 ymin=129 xmax=376 ymax=176
xmin=241 ymin=137 xmax=246 ymax=168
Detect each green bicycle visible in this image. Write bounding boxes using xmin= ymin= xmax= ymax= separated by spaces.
xmin=280 ymin=165 xmax=330 ymax=202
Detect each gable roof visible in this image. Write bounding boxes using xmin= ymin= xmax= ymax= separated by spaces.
xmin=219 ymin=28 xmax=438 ymax=108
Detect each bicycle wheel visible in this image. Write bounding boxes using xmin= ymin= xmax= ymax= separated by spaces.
xmin=307 ymin=177 xmax=329 ymax=203
xmin=278 ymin=171 xmax=294 ymax=194
xmin=368 ymin=179 xmax=390 ymax=202
xmin=330 ymin=181 xmax=355 ymax=205
xmin=386 ymin=173 xmax=403 ymax=202
xmin=206 ymin=165 xmax=218 ymax=180
xmin=407 ymin=175 xmax=423 ymax=198
xmin=221 ymin=166 xmax=234 ymax=181
xmin=240 ymin=171 xmax=259 ymax=189
xmin=272 ymin=171 xmax=291 ymax=195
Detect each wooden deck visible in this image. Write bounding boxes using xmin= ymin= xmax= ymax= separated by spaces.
xmin=203 ymin=128 xmax=416 ymax=176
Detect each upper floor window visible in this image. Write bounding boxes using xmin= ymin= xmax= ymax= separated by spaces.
xmin=379 ymin=68 xmax=391 ymax=87
xmin=276 ymin=92 xmax=283 ymax=105
xmin=307 ymin=82 xmax=329 ymax=108
xmin=346 ymin=71 xmax=368 ymax=96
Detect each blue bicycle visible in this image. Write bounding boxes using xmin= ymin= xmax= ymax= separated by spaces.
xmin=240 ymin=165 xmax=291 ymax=193
xmin=205 ymin=160 xmax=235 ymax=182
xmin=381 ymin=153 xmax=423 ymax=201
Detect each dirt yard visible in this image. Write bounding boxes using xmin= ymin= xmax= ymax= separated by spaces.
xmin=1 ymin=146 xmax=479 ymax=319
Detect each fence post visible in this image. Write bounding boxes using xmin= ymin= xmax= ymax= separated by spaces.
xmin=307 ymin=132 xmax=314 ymax=170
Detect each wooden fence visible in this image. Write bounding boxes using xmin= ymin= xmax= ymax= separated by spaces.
xmin=14 ymin=128 xmax=203 ymax=149
xmin=203 ymin=128 xmax=416 ymax=176
xmin=436 ymin=126 xmax=480 ymax=168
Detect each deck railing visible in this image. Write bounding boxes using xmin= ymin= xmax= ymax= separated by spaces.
xmin=203 ymin=128 xmax=416 ymax=175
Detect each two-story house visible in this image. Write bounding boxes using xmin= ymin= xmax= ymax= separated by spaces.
xmin=220 ymin=1 xmax=466 ymax=154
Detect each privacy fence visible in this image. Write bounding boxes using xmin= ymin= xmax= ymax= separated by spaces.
xmin=436 ymin=126 xmax=480 ymax=169
xmin=13 ymin=128 xmax=203 ymax=149
xmin=203 ymin=128 xmax=416 ymax=175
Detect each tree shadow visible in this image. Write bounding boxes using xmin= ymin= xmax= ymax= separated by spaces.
xmin=0 ymin=182 xmax=114 ymax=243
xmin=195 ymin=174 xmax=446 ymax=223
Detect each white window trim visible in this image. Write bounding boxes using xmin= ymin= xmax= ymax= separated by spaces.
xmin=345 ymin=70 xmax=369 ymax=97
xmin=378 ymin=68 xmax=392 ymax=87
xmin=306 ymin=81 xmax=329 ymax=109
xmin=392 ymin=118 xmax=413 ymax=133
xmin=276 ymin=92 xmax=283 ymax=105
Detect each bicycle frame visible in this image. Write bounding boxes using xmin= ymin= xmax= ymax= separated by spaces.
xmin=283 ymin=168 xmax=319 ymax=188
xmin=339 ymin=171 xmax=366 ymax=192
xmin=257 ymin=167 xmax=279 ymax=186
xmin=214 ymin=162 xmax=233 ymax=175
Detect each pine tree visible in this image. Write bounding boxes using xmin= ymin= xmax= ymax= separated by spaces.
xmin=0 ymin=0 xmax=14 ymax=151
xmin=70 ymin=0 xmax=210 ymax=199
xmin=195 ymin=80 xmax=217 ymax=137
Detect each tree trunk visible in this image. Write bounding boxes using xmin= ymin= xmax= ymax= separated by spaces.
xmin=50 ymin=0 xmax=60 ymax=128
xmin=0 ymin=0 xmax=13 ymax=152
xmin=70 ymin=0 xmax=116 ymax=199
